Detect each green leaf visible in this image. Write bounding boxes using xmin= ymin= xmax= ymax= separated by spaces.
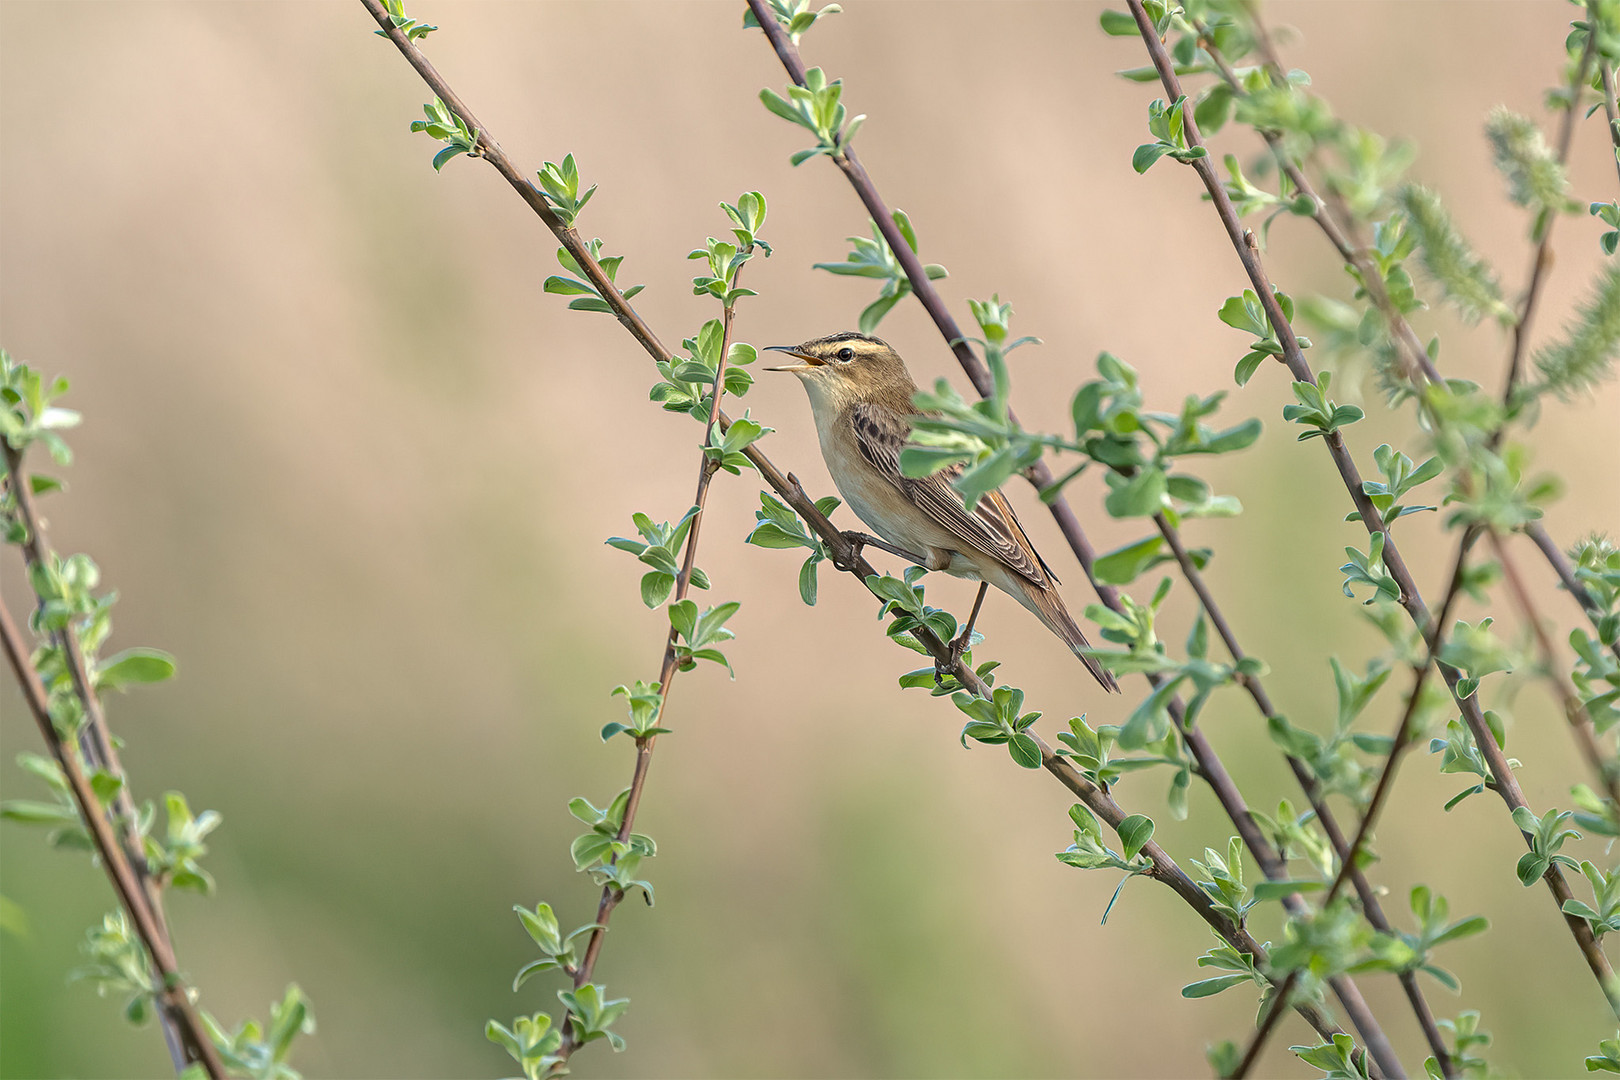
xmin=95 ymin=649 xmax=176 ymax=690
xmin=1117 ymin=814 xmax=1154 ymax=859
xmin=1093 ymin=536 xmax=1165 ymax=585
xmin=1008 ymin=731 xmax=1043 ymax=769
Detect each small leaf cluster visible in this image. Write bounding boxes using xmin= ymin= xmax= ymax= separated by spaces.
xmin=866 ymin=567 xmax=974 ymax=666
xmin=1511 ymin=806 xmax=1581 ymax=886
xmin=1563 ymin=861 xmax=1620 ymax=938
xmin=569 ymin=788 xmax=656 ymax=903
xmin=1425 ymin=1011 xmax=1491 ymax=1079
xmin=1290 ymin=1033 xmax=1372 ymax=1080
xmin=606 ymin=507 xmax=710 ymax=609
xmin=70 ymin=911 xmax=156 ymax=1026
xmin=1182 ymin=935 xmax=1267 ymax=1002
xmin=198 ymin=985 xmax=316 ymax=1080
xmin=543 ymin=238 xmax=644 ymax=316
xmin=1436 ymin=617 xmax=1517 ymax=700
xmin=1429 ymin=713 xmax=1519 ymax=810
xmin=1346 ymin=443 xmax=1442 ymax=527
xmin=651 ymin=320 xmax=758 ymax=419
xmin=511 ymin=903 xmax=602 ymax=988
xmin=1217 ymin=154 xmax=1316 ymax=246
xmin=1220 ymin=286 xmax=1313 ymax=388
xmin=1056 ymin=802 xmax=1154 ymax=924
xmin=486 ymin=1012 xmax=564 ymax=1080
xmin=1591 ymin=200 xmax=1620 ymax=255
xmin=1133 ymin=95 xmax=1208 ymax=172
xmin=409 ymin=98 xmax=480 ymax=172
xmin=705 ymin=414 xmax=772 ymax=476
xmin=1567 ymin=536 xmax=1620 ymax=734
xmin=759 ymin=67 xmax=864 ymax=166
xmin=1056 ymin=714 xmax=1180 ymax=793
xmin=746 ymin=491 xmax=839 ymax=606
xmin=534 ymin=155 xmax=595 ymax=226
xmin=667 ymin=599 xmax=740 ymax=675
xmin=742 ymin=0 xmax=841 ymax=44
xmin=1086 ymin=580 xmax=1260 ymax=754
xmin=372 ymin=0 xmax=435 ymax=41
xmin=689 ymin=193 xmax=769 ymax=308
xmin=1283 ymin=371 xmax=1365 ymax=442
xmin=601 ymin=680 xmax=668 ymax=743
xmin=954 ymin=684 xmax=1044 ymax=769
xmin=1354 ymin=886 xmax=1488 ymax=992
xmin=1267 ymin=658 xmax=1394 ymax=804
xmin=0 ymin=349 xmax=79 ymax=466
xmin=813 ymin=210 xmax=946 ymax=333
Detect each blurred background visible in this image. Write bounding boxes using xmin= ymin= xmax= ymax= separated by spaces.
xmin=3 ymin=2 xmax=1618 ymax=1076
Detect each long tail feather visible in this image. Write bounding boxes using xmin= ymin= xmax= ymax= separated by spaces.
xmin=1013 ymin=577 xmax=1120 ymax=693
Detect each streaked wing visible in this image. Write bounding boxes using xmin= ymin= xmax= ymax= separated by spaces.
xmin=848 ymin=401 xmax=1050 ymax=585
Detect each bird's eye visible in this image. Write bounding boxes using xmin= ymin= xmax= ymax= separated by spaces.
xmin=837 ymin=347 xmax=854 ymax=362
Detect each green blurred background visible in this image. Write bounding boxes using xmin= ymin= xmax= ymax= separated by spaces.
xmin=3 ymin=2 xmax=1618 ymax=1076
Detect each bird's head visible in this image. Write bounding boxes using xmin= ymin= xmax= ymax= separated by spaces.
xmin=764 ymin=332 xmax=916 ymax=412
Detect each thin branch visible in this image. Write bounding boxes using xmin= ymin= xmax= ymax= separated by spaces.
xmin=360 ymin=0 xmax=1353 ymax=1049
xmin=1501 ymin=19 xmax=1596 ymax=400
xmin=1490 ymin=530 xmax=1620 ymax=808
xmin=1529 ymin=520 xmax=1620 ymax=668
xmin=0 ymin=594 xmax=225 ymax=1078
xmin=1 ymin=441 xmax=194 ymax=1072
xmin=1602 ymin=57 xmax=1620 ymax=190
xmin=1124 ymin=0 xmax=1620 ymax=1048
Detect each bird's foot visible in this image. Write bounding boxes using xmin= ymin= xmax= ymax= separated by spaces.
xmin=832 ymin=531 xmax=869 ymax=573
xmin=933 ymin=629 xmax=973 ymax=686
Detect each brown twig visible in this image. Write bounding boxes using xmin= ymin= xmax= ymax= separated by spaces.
xmin=360 ymin=0 xmax=1354 ymax=1051
xmin=1601 ymin=56 xmax=1620 ymax=189
xmin=1 ymin=440 xmax=198 ymax=1072
xmin=1490 ymin=530 xmax=1620 ymax=808
xmin=1528 ymin=520 xmax=1620 ymax=668
xmin=1501 ymin=18 xmax=1596 ymax=402
xmin=1123 ymin=0 xmax=1620 ymax=1058
xmin=557 ymin=274 xmax=742 ymax=1066
xmin=0 ymin=594 xmax=225 ymax=1078
xmin=743 ymin=7 xmax=1402 ymax=1069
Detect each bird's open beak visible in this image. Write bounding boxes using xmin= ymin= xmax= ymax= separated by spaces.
xmin=763 ymin=345 xmax=825 ymax=372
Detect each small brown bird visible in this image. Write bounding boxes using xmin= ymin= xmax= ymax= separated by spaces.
xmin=766 ymin=331 xmax=1119 ymax=692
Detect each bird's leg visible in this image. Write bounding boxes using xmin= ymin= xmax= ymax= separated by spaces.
xmin=937 ymin=581 xmax=989 ymax=684
xmin=834 ymin=530 xmax=930 ymax=572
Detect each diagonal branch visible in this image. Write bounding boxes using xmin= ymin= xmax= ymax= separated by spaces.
xmin=744 ymin=6 xmax=1402 ymax=1069
xmin=359 ymin=0 xmax=1353 ymax=1051
xmin=1123 ymin=0 xmax=1620 ymax=1053
xmin=0 ymin=593 xmax=225 ymax=1078
xmin=2 ymin=441 xmax=198 ymax=1073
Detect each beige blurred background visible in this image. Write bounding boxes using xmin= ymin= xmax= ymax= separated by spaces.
xmin=2 ymin=1 xmax=1618 ymax=1076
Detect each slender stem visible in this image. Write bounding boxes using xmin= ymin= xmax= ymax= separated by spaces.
xmin=743 ymin=6 xmax=1400 ymax=1067
xmin=1125 ymin=0 xmax=1620 ymax=1045
xmin=557 ymin=271 xmax=745 ymax=1067
xmin=0 ymin=595 xmax=225 ymax=1077
xmin=1500 ymin=19 xmax=1595 ymax=402
xmin=1528 ymin=520 xmax=1620 ymax=667
xmin=1 ymin=442 xmax=195 ymax=1072
xmin=1490 ymin=530 xmax=1620 ymax=807
xmin=362 ymin=2 xmax=1352 ymax=1053
xmin=1602 ymin=58 xmax=1620 ymax=189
